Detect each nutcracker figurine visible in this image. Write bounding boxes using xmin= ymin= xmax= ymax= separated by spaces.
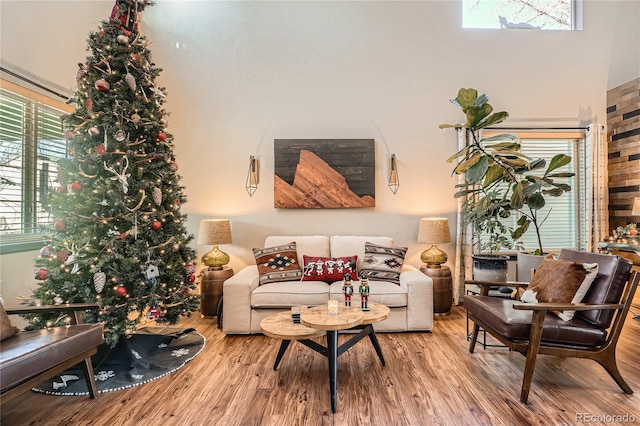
xmin=342 ymin=273 xmax=354 ymax=306
xmin=359 ymin=275 xmax=370 ymax=311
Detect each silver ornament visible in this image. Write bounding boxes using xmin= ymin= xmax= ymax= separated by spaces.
xmin=88 ymin=126 xmax=100 ymax=137
xmin=117 ymin=34 xmax=130 ymax=45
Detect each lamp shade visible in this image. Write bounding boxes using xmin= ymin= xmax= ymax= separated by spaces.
xmin=632 ymin=197 xmax=640 ymax=216
xmin=197 ymin=219 xmax=232 ymax=245
xmin=417 ymin=218 xmax=451 ymax=244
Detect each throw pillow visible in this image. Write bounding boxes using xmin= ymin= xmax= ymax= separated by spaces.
xmin=0 ymin=301 xmax=19 ymax=341
xmin=360 ymin=242 xmax=407 ymax=285
xmin=520 ymin=254 xmax=599 ymax=321
xmin=301 ymin=255 xmax=358 ymax=283
xmin=253 ymin=242 xmax=303 ymax=286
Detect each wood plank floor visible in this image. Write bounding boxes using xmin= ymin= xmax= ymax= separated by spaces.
xmin=2 ymin=305 xmax=640 ymax=425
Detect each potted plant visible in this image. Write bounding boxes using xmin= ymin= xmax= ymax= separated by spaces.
xmin=440 ymin=88 xmax=574 ymax=282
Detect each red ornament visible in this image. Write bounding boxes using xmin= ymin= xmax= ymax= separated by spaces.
xmin=86 ymin=98 xmax=93 ymax=112
xmin=170 ymin=162 xmax=179 ymax=172
xmin=188 ymin=274 xmax=196 ymax=283
xmin=146 ymin=307 xmax=162 ymax=320
xmin=115 ymin=286 xmax=127 ymax=297
xmin=116 ymin=232 xmax=128 ymax=239
xmin=57 ymin=249 xmax=69 ymax=263
xmin=56 ymin=186 xmax=67 ymax=193
xmin=65 ymin=130 xmax=75 ymax=140
xmin=71 ymin=182 xmax=83 ymax=193
xmin=54 ymin=220 xmax=65 ymax=231
xmin=95 ymin=144 xmax=106 ymax=156
xmin=157 ymin=131 xmax=167 ymax=141
xmin=151 ymin=221 xmax=162 ymax=231
xmin=95 ymin=79 xmax=110 ymax=91
xmin=35 ymin=268 xmax=49 ymax=280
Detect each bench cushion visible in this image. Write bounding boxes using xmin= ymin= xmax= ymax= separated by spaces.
xmin=0 ymin=324 xmax=104 ymax=392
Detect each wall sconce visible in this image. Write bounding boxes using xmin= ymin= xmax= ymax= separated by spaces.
xmin=417 ymin=217 xmax=451 ymax=268
xmin=198 ymin=219 xmax=233 ymax=270
xmin=388 ymin=153 xmax=399 ymax=194
xmin=246 ymin=155 xmax=258 ymax=196
xmin=632 ymin=197 xmax=640 ymax=216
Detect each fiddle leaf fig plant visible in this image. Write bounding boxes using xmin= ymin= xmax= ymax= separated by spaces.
xmin=440 ymin=88 xmax=574 ymax=255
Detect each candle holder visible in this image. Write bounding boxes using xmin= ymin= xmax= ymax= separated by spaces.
xmin=328 ymin=299 xmax=339 ymax=315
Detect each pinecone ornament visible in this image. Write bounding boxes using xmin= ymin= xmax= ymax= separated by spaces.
xmin=76 ymin=63 xmax=88 ymax=83
xmin=125 ymin=72 xmax=136 ymax=90
xmin=152 ymin=186 xmax=162 ymax=205
xmin=94 ymin=271 xmax=106 ymax=293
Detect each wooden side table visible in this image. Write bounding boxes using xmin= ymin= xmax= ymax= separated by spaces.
xmin=419 ymin=265 xmax=452 ymax=316
xmin=200 ymin=267 xmax=233 ymax=321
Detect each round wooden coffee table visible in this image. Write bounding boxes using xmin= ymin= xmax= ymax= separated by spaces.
xmin=261 ymin=301 xmax=390 ymax=413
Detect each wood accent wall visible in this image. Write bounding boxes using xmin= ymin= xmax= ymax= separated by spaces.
xmin=607 ymin=77 xmax=640 ymax=230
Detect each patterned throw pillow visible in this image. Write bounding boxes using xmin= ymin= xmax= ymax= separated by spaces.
xmin=253 ymin=242 xmax=303 ymax=286
xmin=361 ymin=242 xmax=407 ymax=285
xmin=520 ymin=254 xmax=599 ymax=321
xmin=301 ymin=255 xmax=358 ymax=283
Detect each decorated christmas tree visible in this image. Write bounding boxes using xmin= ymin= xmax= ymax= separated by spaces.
xmin=25 ymin=0 xmax=200 ymax=347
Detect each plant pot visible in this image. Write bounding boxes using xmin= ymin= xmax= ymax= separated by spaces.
xmin=472 ymin=254 xmax=509 ymax=283
xmin=517 ymin=252 xmax=545 ymax=282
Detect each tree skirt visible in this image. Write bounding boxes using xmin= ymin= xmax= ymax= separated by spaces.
xmin=33 ymin=327 xmax=205 ymax=396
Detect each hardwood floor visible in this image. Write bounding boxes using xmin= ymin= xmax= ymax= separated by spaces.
xmin=2 ymin=305 xmax=640 ymax=425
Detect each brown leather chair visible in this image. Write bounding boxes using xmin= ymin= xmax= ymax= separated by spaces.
xmin=0 ymin=303 xmax=104 ymax=404
xmin=464 ymin=249 xmax=640 ymax=404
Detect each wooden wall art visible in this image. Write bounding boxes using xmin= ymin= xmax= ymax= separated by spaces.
xmin=274 ymin=139 xmax=375 ymax=209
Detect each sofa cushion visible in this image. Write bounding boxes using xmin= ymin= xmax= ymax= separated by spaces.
xmin=0 ymin=303 xmax=19 ymax=342
xmin=520 ymin=254 xmax=599 ymax=321
xmin=360 ymin=242 xmax=407 ymax=285
xmin=301 ymin=255 xmax=358 ymax=282
xmin=330 ymin=236 xmax=393 ymax=271
xmin=329 ymin=281 xmax=407 ymax=308
xmin=265 ymin=236 xmax=330 ymax=267
xmin=253 ymin=242 xmax=303 ymax=286
xmin=252 ymin=281 xmax=329 ymax=308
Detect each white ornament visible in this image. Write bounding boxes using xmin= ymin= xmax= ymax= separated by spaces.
xmin=117 ymin=34 xmax=129 ymax=45
xmin=94 ymin=271 xmax=106 ymax=293
xmin=144 ymin=264 xmax=160 ymax=280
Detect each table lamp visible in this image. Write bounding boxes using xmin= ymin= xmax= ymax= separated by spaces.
xmin=417 ymin=217 xmax=451 ymax=268
xmin=198 ymin=219 xmax=232 ymax=270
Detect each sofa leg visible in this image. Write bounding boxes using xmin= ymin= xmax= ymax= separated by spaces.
xmin=520 ymin=310 xmax=545 ymax=404
xmin=469 ymin=323 xmax=480 ymax=353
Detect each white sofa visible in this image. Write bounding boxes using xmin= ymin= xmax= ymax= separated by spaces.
xmin=222 ymin=236 xmax=434 ymax=334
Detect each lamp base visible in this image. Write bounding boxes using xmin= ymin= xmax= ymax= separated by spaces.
xmin=201 ymin=245 xmax=230 ymax=270
xmin=421 ymin=243 xmax=447 ymax=268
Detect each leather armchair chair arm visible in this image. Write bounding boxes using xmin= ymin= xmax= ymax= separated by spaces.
xmin=512 ymin=302 xmax=622 ymax=312
xmin=5 ymin=303 xmax=101 ymax=325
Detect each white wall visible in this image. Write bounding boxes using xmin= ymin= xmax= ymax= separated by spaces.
xmin=1 ymin=1 xmax=638 ymax=305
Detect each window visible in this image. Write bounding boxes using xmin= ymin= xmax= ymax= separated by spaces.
xmin=463 ymin=0 xmax=582 ymax=30
xmin=482 ymin=130 xmax=587 ymax=252
xmin=0 ymin=79 xmax=72 ymax=254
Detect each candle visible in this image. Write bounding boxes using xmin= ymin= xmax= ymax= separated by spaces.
xmin=328 ymin=299 xmax=339 ymax=315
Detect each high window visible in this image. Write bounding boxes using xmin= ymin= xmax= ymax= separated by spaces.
xmin=0 ymin=80 xmax=72 ymax=254
xmin=463 ymin=0 xmax=582 ymax=30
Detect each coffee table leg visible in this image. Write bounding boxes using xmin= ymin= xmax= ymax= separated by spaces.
xmin=367 ymin=328 xmax=386 ymax=366
xmin=273 ymin=340 xmax=291 ymax=370
xmin=327 ymin=330 xmax=338 ymax=413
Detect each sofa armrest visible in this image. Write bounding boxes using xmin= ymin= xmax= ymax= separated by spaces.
xmin=222 ymin=265 xmax=260 ymax=334
xmin=400 ymin=265 xmax=433 ymax=330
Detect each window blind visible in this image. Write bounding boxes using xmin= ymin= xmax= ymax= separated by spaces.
xmin=0 ymin=86 xmax=68 ymax=250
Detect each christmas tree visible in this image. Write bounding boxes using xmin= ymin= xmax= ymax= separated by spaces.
xmin=26 ymin=0 xmax=200 ymax=347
